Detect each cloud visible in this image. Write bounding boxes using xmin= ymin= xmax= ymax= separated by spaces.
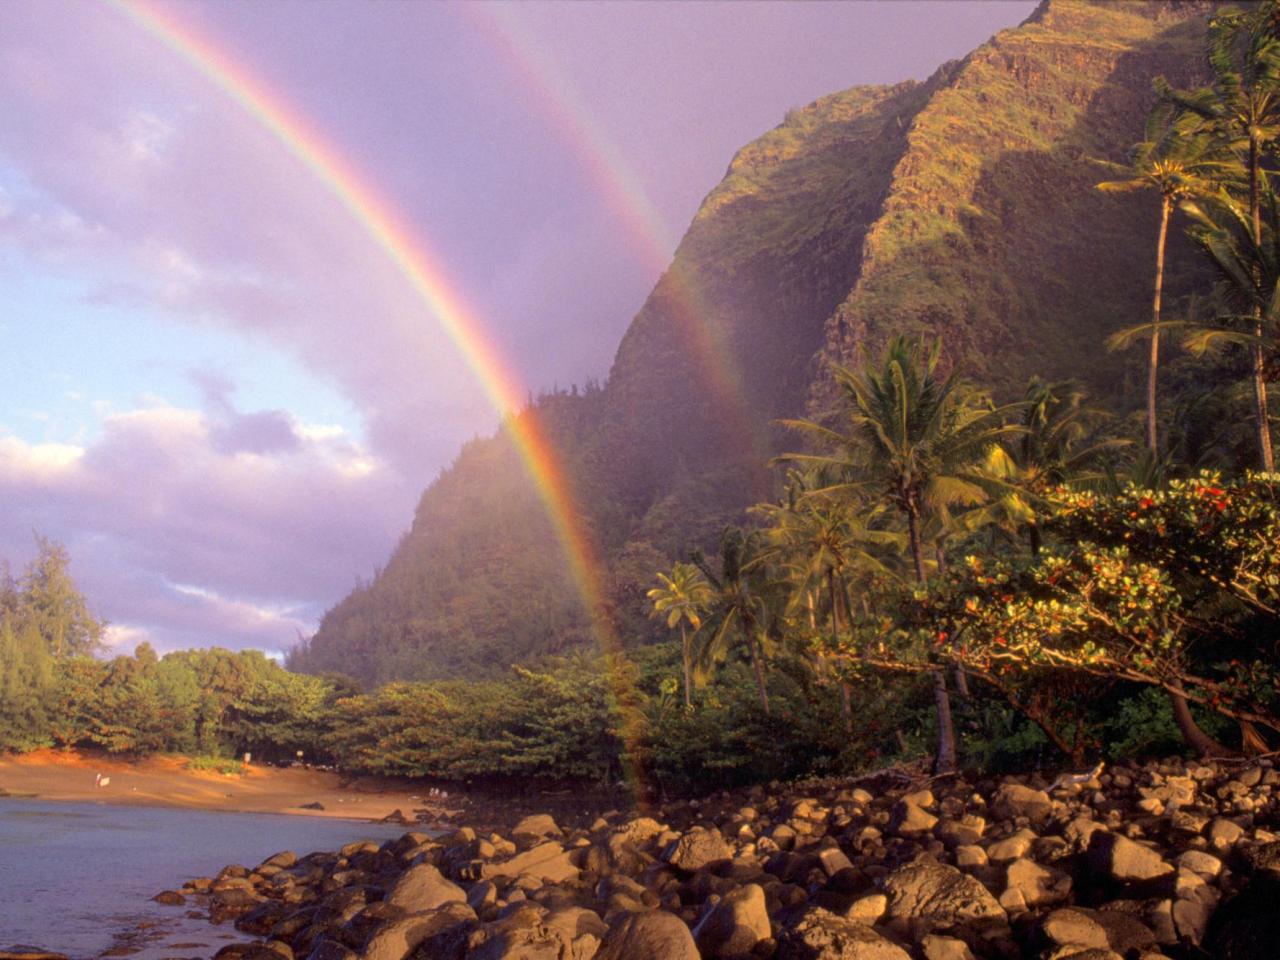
xmin=0 ymin=395 xmax=410 ymax=654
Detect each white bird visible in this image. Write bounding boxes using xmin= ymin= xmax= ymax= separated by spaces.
xmin=99 ymin=776 xmax=111 ymax=788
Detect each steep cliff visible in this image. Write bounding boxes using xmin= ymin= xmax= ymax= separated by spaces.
xmin=294 ymin=1 xmax=1216 ymax=685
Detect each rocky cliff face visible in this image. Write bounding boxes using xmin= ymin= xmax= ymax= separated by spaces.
xmin=296 ymin=1 xmax=1217 ymax=685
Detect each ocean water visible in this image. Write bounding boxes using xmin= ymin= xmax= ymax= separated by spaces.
xmin=0 ymin=799 xmax=411 ymax=959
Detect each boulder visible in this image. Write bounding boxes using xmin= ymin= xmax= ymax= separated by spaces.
xmin=512 ymin=814 xmax=562 ymax=842
xmin=484 ymin=841 xmax=579 ymax=884
xmin=467 ymin=903 xmax=605 ymax=960
xmin=1039 ymin=907 xmax=1156 ymax=955
xmin=596 ymin=910 xmax=700 ymax=960
xmin=992 ymin=783 xmax=1053 ymax=825
xmin=693 ymin=883 xmax=771 ymax=958
xmin=775 ymin=908 xmax=911 ymax=960
xmin=1086 ymin=831 xmax=1173 ymax=883
xmin=384 ymin=863 xmax=466 ymax=913
xmin=361 ymin=902 xmax=476 ymax=960
xmin=882 ymin=860 xmax=1006 ymax=935
xmin=663 ymin=826 xmax=733 ymax=872
xmin=920 ymin=935 xmax=976 ymax=960
xmin=1000 ymin=857 xmax=1071 ymax=911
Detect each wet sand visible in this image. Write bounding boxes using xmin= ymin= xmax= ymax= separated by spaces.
xmin=0 ymin=749 xmax=443 ymax=823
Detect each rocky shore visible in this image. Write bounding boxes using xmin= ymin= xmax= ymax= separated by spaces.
xmin=135 ymin=756 xmax=1279 ymax=960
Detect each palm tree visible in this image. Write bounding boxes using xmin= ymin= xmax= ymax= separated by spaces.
xmin=691 ymin=527 xmax=776 ymax=715
xmin=1161 ymin=8 xmax=1280 ymax=469
xmin=1001 ymin=378 xmax=1128 ymax=553
xmin=1099 ymin=103 xmax=1223 ymax=453
xmin=647 ymin=562 xmax=711 ymax=709
xmin=782 ymin=337 xmax=1026 ymax=772
xmin=754 ymin=472 xmax=900 ymax=729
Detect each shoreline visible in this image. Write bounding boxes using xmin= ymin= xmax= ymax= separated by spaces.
xmin=0 ymin=750 xmax=440 ymax=824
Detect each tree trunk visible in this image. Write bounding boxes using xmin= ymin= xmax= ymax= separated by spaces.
xmin=749 ymin=634 xmax=770 ymax=716
xmin=1248 ymin=135 xmax=1275 ymax=471
xmin=1148 ymin=195 xmax=1170 ymax=453
xmin=1028 ymin=523 xmax=1042 ymax=557
xmin=680 ymin=624 xmax=692 ymax=709
xmin=932 ymin=670 xmax=958 ymax=774
xmin=1168 ymin=687 xmax=1232 ymax=757
xmin=906 ymin=500 xmax=926 ymax=584
xmin=953 ymin=666 xmax=971 ymax=699
xmin=829 ymin=569 xmax=854 ymax=732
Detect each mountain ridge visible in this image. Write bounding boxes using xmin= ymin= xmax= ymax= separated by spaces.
xmin=291 ymin=0 xmax=1217 ymax=685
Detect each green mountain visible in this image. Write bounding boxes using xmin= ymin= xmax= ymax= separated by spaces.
xmin=291 ymin=0 xmax=1215 ymax=686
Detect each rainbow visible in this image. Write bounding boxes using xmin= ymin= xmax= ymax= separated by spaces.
xmin=465 ymin=4 xmax=767 ymax=467
xmin=108 ymin=0 xmax=648 ymax=789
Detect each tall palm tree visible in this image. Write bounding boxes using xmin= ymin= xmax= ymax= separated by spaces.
xmin=782 ymin=337 xmax=1026 ymax=772
xmin=647 ymin=562 xmax=711 ymax=709
xmin=1162 ymin=8 xmax=1280 ymax=469
xmin=691 ymin=527 xmax=776 ymax=715
xmin=1099 ymin=103 xmax=1223 ymax=453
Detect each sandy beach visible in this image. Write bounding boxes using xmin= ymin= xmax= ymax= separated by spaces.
xmin=0 ymin=749 xmax=446 ymax=823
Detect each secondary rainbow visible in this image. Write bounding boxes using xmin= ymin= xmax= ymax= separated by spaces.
xmin=109 ymin=0 xmax=648 ymax=780
xmin=467 ymin=4 xmax=767 ymax=464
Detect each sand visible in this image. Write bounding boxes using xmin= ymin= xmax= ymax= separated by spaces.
xmin=0 ymin=749 xmax=450 ymax=823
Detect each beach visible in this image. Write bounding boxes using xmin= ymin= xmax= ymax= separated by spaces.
xmin=0 ymin=749 xmax=436 ymax=823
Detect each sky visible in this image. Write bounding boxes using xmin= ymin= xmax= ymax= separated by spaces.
xmin=0 ymin=0 xmax=1037 ymax=657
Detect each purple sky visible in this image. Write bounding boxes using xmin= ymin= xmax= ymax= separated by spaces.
xmin=0 ymin=0 xmax=1036 ymax=656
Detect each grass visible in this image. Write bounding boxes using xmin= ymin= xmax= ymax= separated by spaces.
xmin=184 ymin=755 xmax=244 ymax=777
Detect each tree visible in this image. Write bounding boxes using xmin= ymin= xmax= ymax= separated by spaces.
xmin=783 ymin=337 xmax=1024 ymax=772
xmin=647 ymin=562 xmax=711 ymax=708
xmin=1100 ymin=102 xmax=1223 ymax=453
xmin=692 ymin=527 xmax=777 ymax=715
xmin=754 ymin=473 xmax=900 ymax=730
xmin=1163 ymin=7 xmax=1280 ymax=469
xmin=17 ymin=536 xmax=104 ymax=658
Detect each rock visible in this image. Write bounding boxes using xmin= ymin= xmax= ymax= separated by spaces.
xmin=596 ymin=910 xmax=700 ymax=960
xmin=152 ymin=890 xmax=186 ymax=905
xmin=1172 ymin=896 xmax=1213 ymax=945
xmin=889 ymin=799 xmax=938 ymax=835
xmin=362 ymin=902 xmax=476 ymax=960
xmin=1039 ymin=907 xmax=1156 ymax=954
xmin=844 ymin=894 xmax=887 ymax=923
xmin=1238 ymin=839 xmax=1280 ymax=875
xmin=663 ymin=826 xmax=732 ymax=872
xmin=1208 ymin=817 xmax=1245 ymax=852
xmin=484 ymin=841 xmax=579 ymax=884
xmin=882 ymin=859 xmax=1006 ymax=935
xmin=260 ymin=850 xmax=298 ymax=869
xmin=1087 ymin=831 xmax=1173 ymax=882
xmin=1001 ymin=857 xmax=1071 ymax=911
xmin=1205 ymin=871 xmax=1280 ymax=959
xmin=512 ymin=814 xmax=561 ymax=842
xmin=467 ymin=903 xmax=605 ymax=960
xmin=1175 ymin=850 xmax=1222 ymax=878
xmin=954 ymin=846 xmax=987 ymax=868
xmin=817 ymin=847 xmax=855 ymax=877
xmin=384 ymin=863 xmax=466 ymax=913
xmin=992 ymin=783 xmax=1053 ymax=825
xmin=299 ymin=802 xmax=325 ymax=810
xmin=987 ymin=828 xmax=1037 ymax=863
xmin=775 ymin=908 xmax=911 ymax=959
xmin=935 ymin=817 xmax=984 ymax=847
xmin=920 ymin=935 xmax=976 ymax=960
xmin=305 ymin=942 xmax=356 ymax=960
xmin=693 ymin=883 xmax=771 ymax=958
